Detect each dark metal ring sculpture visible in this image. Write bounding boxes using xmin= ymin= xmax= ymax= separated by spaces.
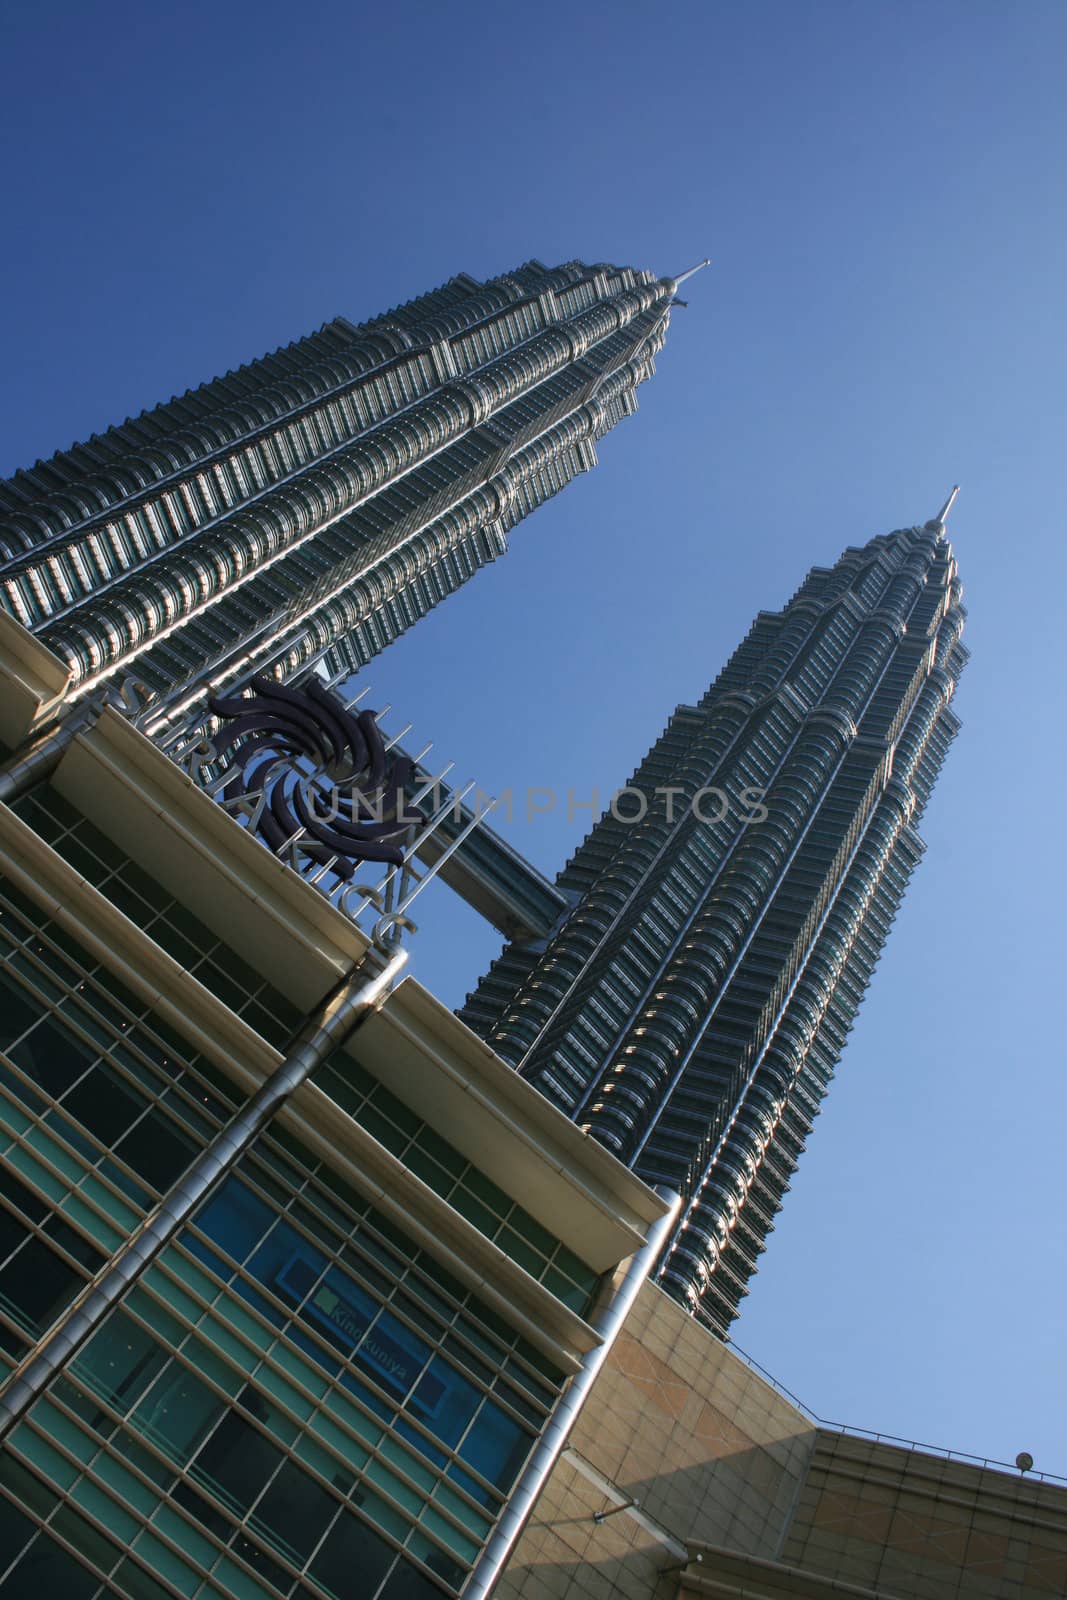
xmin=206 ymin=676 xmax=416 ymax=877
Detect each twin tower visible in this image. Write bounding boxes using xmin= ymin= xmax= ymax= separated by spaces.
xmin=0 ymin=257 xmax=966 ymax=1337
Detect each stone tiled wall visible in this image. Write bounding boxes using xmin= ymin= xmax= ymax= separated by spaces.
xmin=495 ymin=1282 xmax=818 ymax=1600
xmin=781 ymin=1431 xmax=1067 ymax=1600
xmin=497 ymin=1283 xmax=1067 ymax=1600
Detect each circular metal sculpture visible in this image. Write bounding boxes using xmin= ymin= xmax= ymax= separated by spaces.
xmin=207 ymin=676 xmax=416 ymax=878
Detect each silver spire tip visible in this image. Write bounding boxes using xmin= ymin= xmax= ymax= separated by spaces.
xmin=672 ymin=258 xmax=711 ymax=288
xmin=929 ymin=485 xmax=961 ymax=531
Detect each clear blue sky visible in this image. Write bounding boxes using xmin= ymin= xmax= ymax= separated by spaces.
xmin=3 ymin=0 xmax=1065 ymax=1475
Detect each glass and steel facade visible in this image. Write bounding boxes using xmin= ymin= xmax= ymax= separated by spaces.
xmin=0 ymin=617 xmax=668 ymax=1600
xmin=0 ymin=260 xmax=675 ymax=718
xmin=461 ymin=518 xmax=968 ymax=1335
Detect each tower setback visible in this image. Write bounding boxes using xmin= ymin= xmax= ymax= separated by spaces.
xmin=0 ymin=260 xmax=674 ymax=719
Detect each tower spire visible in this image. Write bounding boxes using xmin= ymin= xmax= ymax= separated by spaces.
xmin=930 ymin=484 xmax=961 ymax=531
xmin=672 ymin=258 xmax=711 ymax=288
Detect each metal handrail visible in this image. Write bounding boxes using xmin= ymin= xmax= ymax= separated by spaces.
xmin=724 ymin=1338 xmax=1067 ymax=1487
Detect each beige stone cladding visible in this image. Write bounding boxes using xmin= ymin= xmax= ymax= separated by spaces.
xmin=496 ymin=1280 xmax=817 ymax=1599
xmin=497 ymin=1281 xmax=1067 ymax=1600
xmin=781 ymin=1429 xmax=1067 ymax=1600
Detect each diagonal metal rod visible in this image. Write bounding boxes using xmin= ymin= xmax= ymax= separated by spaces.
xmin=0 ymin=944 xmax=407 ymax=1443
xmin=462 ymin=1187 xmax=682 ymax=1600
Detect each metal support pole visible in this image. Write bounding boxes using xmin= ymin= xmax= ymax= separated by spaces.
xmin=593 ymin=1496 xmax=639 ymax=1523
xmin=0 ymin=943 xmax=407 ymax=1442
xmin=0 ymin=703 xmax=97 ymax=807
xmin=462 ymin=1186 xmax=682 ymax=1600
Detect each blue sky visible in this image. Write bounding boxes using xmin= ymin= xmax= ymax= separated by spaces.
xmin=3 ymin=0 xmax=1066 ymax=1473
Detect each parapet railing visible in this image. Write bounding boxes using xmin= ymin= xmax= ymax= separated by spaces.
xmin=725 ymin=1337 xmax=1067 ymax=1488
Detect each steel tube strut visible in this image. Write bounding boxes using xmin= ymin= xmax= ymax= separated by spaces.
xmin=462 ymin=1186 xmax=682 ymax=1600
xmin=0 ymin=944 xmax=407 ymax=1441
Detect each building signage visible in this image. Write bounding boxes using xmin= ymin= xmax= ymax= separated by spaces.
xmin=203 ymin=674 xmax=419 ymax=878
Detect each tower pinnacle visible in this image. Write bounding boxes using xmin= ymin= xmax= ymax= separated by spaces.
xmin=930 ymin=484 xmax=961 ymax=531
xmin=671 ymin=258 xmax=711 ymax=289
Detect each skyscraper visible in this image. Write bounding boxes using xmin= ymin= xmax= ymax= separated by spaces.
xmin=461 ymin=504 xmax=967 ymax=1334
xmin=0 ymin=256 xmax=687 ymax=1599
xmin=0 ymin=258 xmax=682 ymax=728
xmin=0 ymin=485 xmax=673 ymax=1600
